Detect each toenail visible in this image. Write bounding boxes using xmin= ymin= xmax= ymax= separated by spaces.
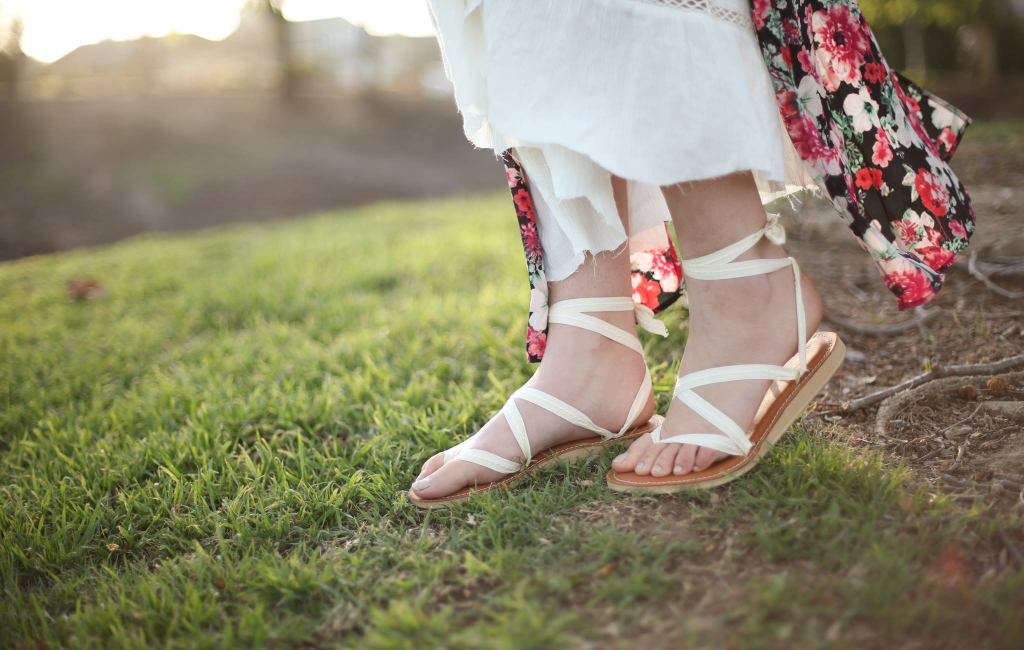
xmin=674 ymin=466 xmax=684 ymax=475
xmin=636 ymin=461 xmax=645 ymax=472
xmin=613 ymin=454 xmax=626 ymax=464
xmin=653 ymin=465 xmax=662 ymax=474
xmin=412 ymin=476 xmax=432 ymax=491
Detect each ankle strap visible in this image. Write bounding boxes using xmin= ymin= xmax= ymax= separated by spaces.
xmin=680 ymin=217 xmax=807 ymax=374
xmin=547 ymin=297 xmax=668 ymax=357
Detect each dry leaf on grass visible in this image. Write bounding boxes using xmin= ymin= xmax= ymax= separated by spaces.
xmin=67 ymin=277 xmax=106 ymax=301
xmin=923 ymin=546 xmax=971 ymax=591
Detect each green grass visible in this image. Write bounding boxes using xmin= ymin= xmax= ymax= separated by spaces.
xmin=1 ymin=193 xmax=1022 ymax=649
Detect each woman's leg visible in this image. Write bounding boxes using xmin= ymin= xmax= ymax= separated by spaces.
xmin=412 ymin=176 xmax=655 ymax=498
xmin=612 ymin=171 xmax=823 ymax=477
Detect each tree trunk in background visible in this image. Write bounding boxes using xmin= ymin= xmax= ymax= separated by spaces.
xmin=265 ymin=1 xmax=297 ymax=102
xmin=958 ymin=24 xmax=999 ymax=85
xmin=902 ymin=20 xmax=927 ymax=75
xmin=1 ymin=14 xmax=23 ymax=103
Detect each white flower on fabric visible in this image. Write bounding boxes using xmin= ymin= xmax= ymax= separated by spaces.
xmin=904 ymin=209 xmax=935 ymax=230
xmin=929 ymin=100 xmax=954 ymax=130
xmin=528 ymin=270 xmax=548 ymax=332
xmin=797 ymin=75 xmax=824 ymax=118
xmin=843 ymin=86 xmax=880 ymax=133
xmin=924 ymin=149 xmax=954 ymax=190
xmin=632 ymin=251 xmax=656 ymax=276
xmin=862 ymin=223 xmax=892 ymax=256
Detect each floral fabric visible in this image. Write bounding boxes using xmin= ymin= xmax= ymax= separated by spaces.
xmin=506 ymin=0 xmax=974 ymax=363
xmin=753 ymin=0 xmax=974 ymax=308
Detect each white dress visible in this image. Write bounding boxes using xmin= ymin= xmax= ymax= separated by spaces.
xmin=428 ymin=0 xmax=813 ymax=281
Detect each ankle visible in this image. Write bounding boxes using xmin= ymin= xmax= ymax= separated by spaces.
xmin=686 ymin=269 xmax=822 ymax=341
xmin=686 ymin=273 xmax=773 ymax=331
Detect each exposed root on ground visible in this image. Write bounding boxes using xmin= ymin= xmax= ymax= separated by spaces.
xmin=844 ymin=355 xmax=1024 ymax=412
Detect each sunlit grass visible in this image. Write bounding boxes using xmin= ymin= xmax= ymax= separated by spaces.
xmin=1 ymin=193 xmax=1022 ymax=649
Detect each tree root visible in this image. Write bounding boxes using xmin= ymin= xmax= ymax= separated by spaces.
xmin=969 ymin=252 xmax=1024 ymax=300
xmin=844 ymin=355 xmax=1024 ymax=413
xmin=826 ymin=307 xmax=939 ymax=336
xmin=872 ymin=371 xmax=1024 ymax=439
xmin=972 ymin=256 xmax=1024 ymax=279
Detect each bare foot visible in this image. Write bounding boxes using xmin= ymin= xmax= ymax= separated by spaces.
xmin=612 ymin=237 xmax=822 ymax=478
xmin=410 ymin=309 xmax=655 ymax=499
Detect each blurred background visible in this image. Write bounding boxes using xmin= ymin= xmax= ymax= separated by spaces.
xmin=0 ymin=0 xmax=1022 ymax=261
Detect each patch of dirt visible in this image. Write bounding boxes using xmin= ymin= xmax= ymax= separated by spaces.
xmin=766 ymin=128 xmax=1024 ymax=508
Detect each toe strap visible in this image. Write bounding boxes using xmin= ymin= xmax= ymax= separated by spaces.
xmin=453 ymin=449 xmax=524 ymax=474
xmin=649 ymin=425 xmax=750 ymax=456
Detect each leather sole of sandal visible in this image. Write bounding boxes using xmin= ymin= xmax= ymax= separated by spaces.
xmin=606 ymin=332 xmax=845 ymax=493
xmin=408 ymin=416 xmax=663 ymax=508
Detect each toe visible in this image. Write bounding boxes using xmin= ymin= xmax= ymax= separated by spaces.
xmin=650 ymin=445 xmax=678 ymax=477
xmin=692 ymin=447 xmax=723 ymax=473
xmin=634 ymin=442 xmax=668 ymax=476
xmin=612 ymin=433 xmax=652 ymax=472
xmin=410 ymin=460 xmax=475 ymax=500
xmin=416 ymin=452 xmax=446 ymax=481
xmin=675 ymin=444 xmax=698 ymax=475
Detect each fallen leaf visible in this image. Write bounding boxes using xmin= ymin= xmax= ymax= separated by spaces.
xmin=106 ymin=543 xmax=119 ymax=552
xmin=709 ymin=493 xmax=722 ymax=508
xmin=214 ymin=577 xmax=226 ymax=590
xmin=597 ymin=563 xmax=615 ymax=578
xmin=704 ymin=542 xmax=717 ymax=554
xmin=924 ymin=546 xmax=971 ymax=590
xmin=67 ymin=277 xmax=106 ymax=302
xmin=898 ymin=495 xmax=914 ymax=512
xmin=577 ymin=480 xmax=594 ymax=487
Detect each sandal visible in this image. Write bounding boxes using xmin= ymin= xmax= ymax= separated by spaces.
xmin=409 ymin=296 xmax=667 ymax=508
xmin=606 ymin=219 xmax=846 ymax=493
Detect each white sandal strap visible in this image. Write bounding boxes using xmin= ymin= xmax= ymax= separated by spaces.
xmin=650 ymin=426 xmax=749 ymax=456
xmin=620 ymin=367 xmax=653 ymax=438
xmin=502 ymin=399 xmax=531 ymax=460
xmin=650 ymin=217 xmax=806 ymax=459
xmin=455 ymin=449 xmax=523 ymax=474
xmin=673 ymin=390 xmax=752 ymax=454
xmin=512 ymin=387 xmax=610 ymax=438
xmin=548 ymin=310 xmax=644 ymax=356
xmin=443 ymin=295 xmax=662 ymax=474
xmin=674 ymin=364 xmax=798 ymax=393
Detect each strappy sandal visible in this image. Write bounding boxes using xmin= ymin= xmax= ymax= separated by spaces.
xmin=409 ymin=296 xmax=667 ymax=508
xmin=606 ymin=219 xmax=846 ymax=493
